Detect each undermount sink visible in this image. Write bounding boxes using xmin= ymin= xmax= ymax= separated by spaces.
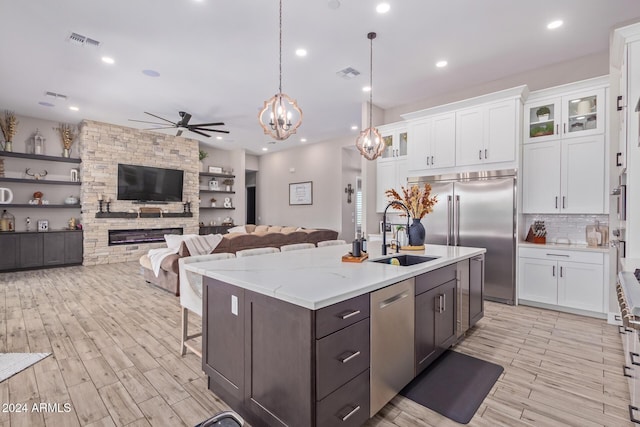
xmin=370 ymin=254 xmax=438 ymax=266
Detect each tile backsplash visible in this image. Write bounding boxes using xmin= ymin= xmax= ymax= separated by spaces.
xmin=522 ymin=214 xmax=609 ymax=245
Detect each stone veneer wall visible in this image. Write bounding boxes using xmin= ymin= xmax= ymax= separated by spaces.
xmin=79 ymin=120 xmax=199 ymax=265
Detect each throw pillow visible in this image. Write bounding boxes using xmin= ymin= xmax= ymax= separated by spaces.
xmin=255 ymin=225 xmax=269 ymax=233
xmin=281 ymin=226 xmax=297 ymax=234
xmin=267 ymin=226 xmax=283 ymax=233
xmin=227 ymin=225 xmax=247 ymax=234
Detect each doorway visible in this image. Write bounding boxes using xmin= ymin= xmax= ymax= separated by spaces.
xmin=246 ymin=170 xmax=257 ymax=224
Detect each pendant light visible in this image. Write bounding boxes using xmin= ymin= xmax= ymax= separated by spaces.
xmin=355 ymin=32 xmax=384 ymax=160
xmin=258 ymin=0 xmax=303 ymax=141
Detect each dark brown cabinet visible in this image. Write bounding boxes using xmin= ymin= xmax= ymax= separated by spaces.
xmin=0 ymin=230 xmax=83 ymax=271
xmin=415 ymin=264 xmax=457 ymax=374
xmin=203 ymin=278 xmax=369 ymax=427
xmin=469 ymin=255 xmax=485 ymax=327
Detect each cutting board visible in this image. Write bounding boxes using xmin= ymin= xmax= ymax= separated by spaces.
xmin=342 ymin=253 xmax=369 ymax=263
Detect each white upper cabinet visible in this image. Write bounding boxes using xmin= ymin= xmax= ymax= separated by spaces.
xmin=378 ymin=123 xmax=408 ymax=162
xmin=456 ymin=99 xmax=518 ymax=166
xmin=524 ymin=87 xmax=605 ymax=144
xmin=376 ymin=158 xmax=408 ymax=212
xmin=522 ymin=135 xmax=605 ymax=214
xmin=407 ymin=113 xmax=455 ymax=171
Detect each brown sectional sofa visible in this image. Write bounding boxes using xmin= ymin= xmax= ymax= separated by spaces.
xmin=140 ymin=226 xmax=339 ymax=296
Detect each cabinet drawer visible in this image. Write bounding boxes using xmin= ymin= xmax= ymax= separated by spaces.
xmin=315 ymin=294 xmax=369 ymax=339
xmin=519 ymin=247 xmax=603 ymax=264
xmin=316 ymin=369 xmax=370 ymax=427
xmin=316 ymin=319 xmax=370 ymax=400
xmin=415 ymin=263 xmax=457 ymax=295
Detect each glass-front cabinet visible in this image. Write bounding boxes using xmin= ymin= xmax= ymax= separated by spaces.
xmin=524 ymin=87 xmax=605 ymax=143
xmin=378 ymin=123 xmax=408 ymax=161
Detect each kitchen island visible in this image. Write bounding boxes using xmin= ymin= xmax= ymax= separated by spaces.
xmin=185 ymin=243 xmax=486 ymax=427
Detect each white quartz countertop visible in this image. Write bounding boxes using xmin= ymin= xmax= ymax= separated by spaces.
xmin=518 ymin=241 xmax=611 ymax=253
xmin=185 ymin=243 xmax=486 ymax=309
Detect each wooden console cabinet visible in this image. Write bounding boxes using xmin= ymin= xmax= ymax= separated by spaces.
xmin=0 ymin=230 xmax=83 ymax=271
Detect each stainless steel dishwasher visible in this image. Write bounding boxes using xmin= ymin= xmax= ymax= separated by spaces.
xmin=370 ymin=278 xmax=415 ymax=416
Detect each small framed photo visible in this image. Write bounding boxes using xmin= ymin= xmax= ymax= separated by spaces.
xmin=289 ymin=181 xmax=313 ymax=205
xmin=37 ymin=219 xmax=49 ymax=232
xmin=208 ymin=166 xmax=223 ymax=174
xmin=70 ymin=168 xmax=79 ymax=182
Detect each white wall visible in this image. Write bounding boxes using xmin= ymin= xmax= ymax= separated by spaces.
xmin=257 ymin=136 xmax=354 ymax=231
xmin=340 ymin=147 xmax=362 ymax=241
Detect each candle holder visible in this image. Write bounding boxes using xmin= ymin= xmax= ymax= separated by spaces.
xmin=98 ymin=200 xmax=104 ymax=213
xmin=106 ymin=201 xmax=111 ymax=213
xmin=187 ymin=202 xmax=192 ymax=213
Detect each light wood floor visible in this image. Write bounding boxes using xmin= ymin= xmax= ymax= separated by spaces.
xmin=0 ymin=262 xmax=632 ymax=427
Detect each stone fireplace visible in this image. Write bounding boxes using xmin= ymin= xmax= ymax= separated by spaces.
xmin=79 ymin=120 xmax=199 ymax=265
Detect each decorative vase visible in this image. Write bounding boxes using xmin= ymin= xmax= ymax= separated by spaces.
xmin=4 ymin=141 xmax=12 ymax=152
xmin=408 ymin=218 xmax=425 ymax=246
xmin=199 ymin=161 xmax=204 ymax=172
xmin=62 ymin=148 xmax=71 ymax=158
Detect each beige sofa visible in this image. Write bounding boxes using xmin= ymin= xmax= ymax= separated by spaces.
xmin=139 ymin=225 xmax=339 ymax=296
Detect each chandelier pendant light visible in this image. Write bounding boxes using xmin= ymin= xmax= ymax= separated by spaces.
xmin=356 ymin=32 xmax=385 ymax=160
xmin=258 ymin=0 xmax=303 ymax=141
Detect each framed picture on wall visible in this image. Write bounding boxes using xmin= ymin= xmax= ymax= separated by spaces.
xmin=289 ymin=181 xmax=313 ymax=205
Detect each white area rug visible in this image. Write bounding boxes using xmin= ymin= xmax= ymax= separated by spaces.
xmin=0 ymin=353 xmax=50 ymax=383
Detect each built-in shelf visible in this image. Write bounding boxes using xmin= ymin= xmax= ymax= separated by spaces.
xmin=0 ymin=177 xmax=81 ymax=185
xmin=95 ymin=211 xmax=194 ymax=219
xmin=199 ymin=172 xmax=235 ymax=179
xmin=200 ymin=207 xmax=235 ymax=210
xmin=3 ymin=204 xmax=81 ymax=208
xmin=199 ymin=189 xmax=235 ymax=194
xmin=0 ymin=151 xmax=82 ymax=163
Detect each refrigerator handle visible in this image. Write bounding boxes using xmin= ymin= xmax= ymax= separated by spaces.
xmin=454 ymin=195 xmax=460 ymax=246
xmin=447 ymin=195 xmax=452 ymax=246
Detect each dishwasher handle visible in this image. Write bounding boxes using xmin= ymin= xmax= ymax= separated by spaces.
xmin=379 ymin=292 xmax=409 ymax=309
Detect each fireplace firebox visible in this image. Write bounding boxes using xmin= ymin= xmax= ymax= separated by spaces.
xmin=108 ymin=228 xmax=183 ymax=246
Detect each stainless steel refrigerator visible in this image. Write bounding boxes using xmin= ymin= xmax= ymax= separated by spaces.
xmin=409 ymin=169 xmax=516 ymax=304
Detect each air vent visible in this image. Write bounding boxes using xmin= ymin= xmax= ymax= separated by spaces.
xmin=45 ymin=91 xmax=68 ymax=101
xmin=336 ymin=67 xmax=360 ymax=79
xmin=67 ymin=32 xmax=101 ymax=48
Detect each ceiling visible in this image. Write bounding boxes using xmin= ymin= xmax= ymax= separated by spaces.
xmin=1 ymin=1 xmax=639 ymax=156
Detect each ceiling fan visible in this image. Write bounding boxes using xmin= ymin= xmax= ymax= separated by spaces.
xmin=129 ymin=111 xmax=229 ymax=137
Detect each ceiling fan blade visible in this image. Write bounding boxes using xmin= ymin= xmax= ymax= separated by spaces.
xmin=189 ymin=122 xmax=225 ymax=127
xmin=178 ymin=112 xmax=192 ymax=126
xmin=191 ymin=127 xmax=230 ymax=134
xmin=189 ymin=129 xmax=211 ymax=138
xmin=129 ymin=119 xmax=171 ymax=126
xmin=144 ymin=112 xmax=176 ymax=124
xmin=176 ymin=129 xmax=183 ymax=137
xmin=146 ymin=126 xmax=177 ymax=130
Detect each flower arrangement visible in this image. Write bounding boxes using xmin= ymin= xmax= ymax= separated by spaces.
xmin=199 ymin=149 xmax=208 ymax=161
xmin=385 ymin=183 xmax=438 ymax=219
xmin=0 ymin=110 xmax=18 ymax=143
xmin=55 ymin=123 xmax=77 ymax=150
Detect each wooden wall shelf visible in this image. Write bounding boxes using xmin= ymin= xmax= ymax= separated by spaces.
xmin=95 ymin=211 xmax=194 ymax=219
xmin=0 ymin=152 xmax=82 ymax=163
xmin=3 ymin=204 xmax=81 ymax=208
xmin=0 ymin=177 xmax=81 ymax=185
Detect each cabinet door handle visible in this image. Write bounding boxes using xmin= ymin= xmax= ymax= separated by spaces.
xmin=341 ymin=405 xmax=361 ymax=421
xmin=560 ymin=266 xmax=563 ymax=278
xmin=340 ymin=310 xmax=361 ymax=320
xmin=546 ymin=253 xmax=569 ymax=257
xmin=563 ymin=123 xmax=566 ymax=134
xmin=617 ymin=95 xmax=623 ymax=111
xmin=339 ymin=350 xmax=361 ymax=364
xmin=556 ymin=124 xmax=559 ymax=134
xmin=431 ymin=155 xmax=434 ymax=165
xmin=617 ymin=152 xmax=623 ymax=167
xmin=624 ymin=365 xmax=633 ymax=378
xmin=552 ymin=265 xmax=555 ymax=277
xmin=484 ymin=149 xmax=488 ymax=159
xmin=629 ymin=405 xmax=640 ymax=424
xmin=631 ymin=352 xmax=640 ymax=366
xmin=426 ymin=156 xmax=430 ymax=165
xmin=555 ymin=196 xmax=558 ymax=209
xmin=479 ymin=150 xmax=482 ymax=160
xmin=443 ymin=293 xmax=446 ymax=311
xmin=562 ymin=196 xmax=566 ymax=209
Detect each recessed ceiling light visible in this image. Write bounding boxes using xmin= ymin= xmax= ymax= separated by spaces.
xmin=262 ymin=147 xmax=268 ymax=152
xmin=300 ymin=138 xmax=307 ymax=142
xmin=362 ymin=86 xmax=371 ymax=92
xmin=142 ymin=69 xmax=160 ymax=77
xmin=216 ymin=136 xmax=223 ymax=140
xmin=351 ymin=125 xmax=358 ymax=130
xmin=376 ymin=2 xmax=390 ymax=14
xmin=69 ymin=106 xmax=79 ymax=111
xmin=547 ymin=20 xmax=563 ymax=30
xmin=38 ymin=102 xmax=54 ymax=107
xmin=295 ymin=48 xmax=307 ymax=57
xmin=436 ymin=60 xmax=448 ymax=68
xmin=327 ymin=0 xmax=340 ymax=9
xmin=101 ymin=56 xmax=115 ymax=65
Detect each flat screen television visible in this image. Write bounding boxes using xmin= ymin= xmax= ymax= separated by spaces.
xmin=117 ymin=164 xmax=184 ymax=203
